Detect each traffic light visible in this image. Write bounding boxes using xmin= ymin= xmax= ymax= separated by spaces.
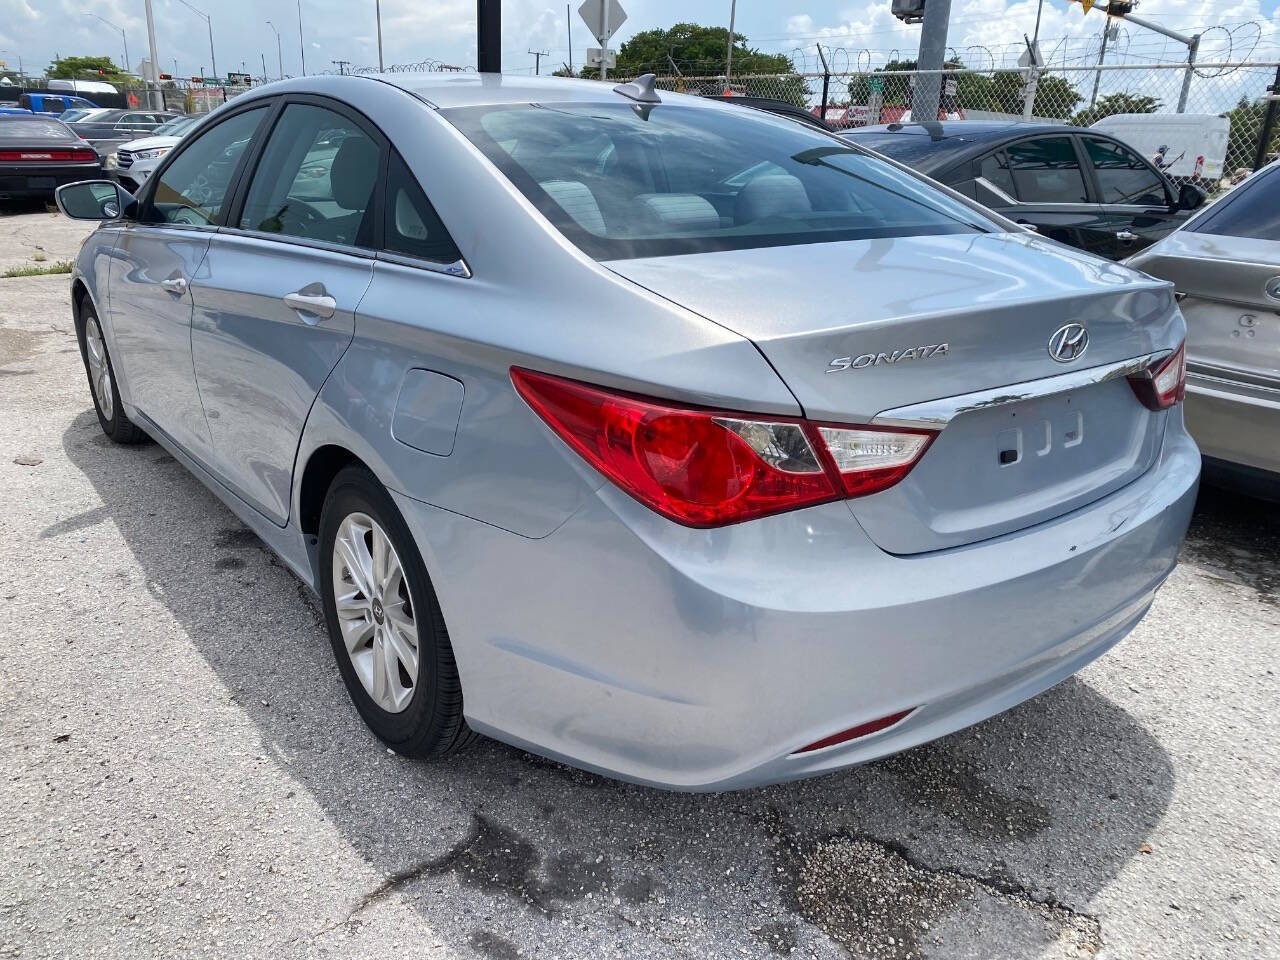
xmin=158 ymin=73 xmax=173 ymax=80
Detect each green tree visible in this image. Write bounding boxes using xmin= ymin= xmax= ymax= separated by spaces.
xmin=1071 ymin=92 xmax=1161 ymax=127
xmin=612 ymin=23 xmax=793 ymax=77
xmin=46 ymin=55 xmax=126 ymax=82
xmin=1222 ymin=95 xmax=1278 ymax=172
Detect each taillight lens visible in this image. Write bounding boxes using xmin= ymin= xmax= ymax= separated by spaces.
xmin=511 ymin=367 xmax=936 ymax=527
xmin=1127 ymin=342 xmax=1186 ymax=411
xmin=0 ymin=148 xmax=97 ymax=162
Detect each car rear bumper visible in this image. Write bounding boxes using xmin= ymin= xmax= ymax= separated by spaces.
xmin=0 ymin=163 xmax=103 ymax=198
xmin=1186 ymin=366 xmax=1280 ymax=477
xmin=393 ymin=416 xmax=1200 ymax=791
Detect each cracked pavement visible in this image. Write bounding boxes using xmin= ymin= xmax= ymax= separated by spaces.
xmin=1 ymin=210 xmax=1278 ymax=959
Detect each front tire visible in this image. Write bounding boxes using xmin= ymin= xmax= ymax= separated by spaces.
xmin=318 ymin=465 xmax=475 ymax=758
xmin=78 ymin=301 xmax=146 ymax=444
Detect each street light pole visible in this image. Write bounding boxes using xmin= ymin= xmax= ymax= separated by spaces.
xmin=375 ymin=0 xmax=385 ymax=72
xmin=173 ymin=0 xmax=217 ymax=81
xmin=297 ymin=0 xmax=306 ymax=75
xmin=266 ymin=20 xmax=283 ymax=79
xmin=82 ymin=14 xmax=129 ymax=76
xmin=725 ymin=0 xmax=736 ymax=83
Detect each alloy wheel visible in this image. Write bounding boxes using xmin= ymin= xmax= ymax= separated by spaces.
xmin=84 ymin=317 xmax=114 ymax=421
xmin=331 ymin=512 xmax=419 ymax=713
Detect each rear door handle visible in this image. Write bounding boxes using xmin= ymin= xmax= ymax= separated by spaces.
xmin=283 ymin=290 xmax=337 ymax=320
xmin=159 ymin=276 xmax=188 ymax=295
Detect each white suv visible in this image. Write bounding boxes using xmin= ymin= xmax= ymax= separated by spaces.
xmin=108 ymin=115 xmax=201 ymax=192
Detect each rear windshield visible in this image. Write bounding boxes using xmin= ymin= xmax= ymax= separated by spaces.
xmin=443 ymin=102 xmax=996 ymax=260
xmin=0 ymin=119 xmax=72 ymax=140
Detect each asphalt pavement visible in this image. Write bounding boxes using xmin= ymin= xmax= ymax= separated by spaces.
xmin=1 ymin=210 xmax=1277 ymax=960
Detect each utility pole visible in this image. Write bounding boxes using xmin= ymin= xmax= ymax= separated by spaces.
xmin=262 ymin=53 xmax=269 ymax=80
xmin=143 ymin=0 xmax=163 ymax=109
xmin=331 ymin=59 xmax=350 ymax=76
xmin=298 ymin=0 xmax=306 ymax=75
xmin=266 ymin=20 xmax=283 ymax=79
xmin=725 ymin=0 xmax=737 ymax=84
xmin=1090 ymin=17 xmax=1111 ymax=109
xmin=567 ymin=4 xmax=573 ymax=73
xmin=528 ymin=49 xmax=549 ymax=74
xmin=375 ymin=0 xmax=384 ymax=71
xmin=477 ymin=0 xmax=501 ymax=73
xmin=913 ymin=0 xmax=952 ymax=123
xmin=1255 ymin=65 xmax=1280 ymax=170
xmin=1077 ymin=2 xmax=1200 ymax=113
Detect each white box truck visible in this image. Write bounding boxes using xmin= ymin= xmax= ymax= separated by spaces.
xmin=1091 ymin=113 xmax=1231 ymax=181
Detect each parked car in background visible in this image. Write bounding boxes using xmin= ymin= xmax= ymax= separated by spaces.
xmin=843 ymin=121 xmax=1206 ymax=260
xmin=703 ymin=94 xmax=835 ymax=131
xmin=54 ymin=73 xmax=1197 ymax=790
xmin=59 ymin=107 xmax=113 ymax=124
xmin=1126 ymin=162 xmax=1280 ymax=500
xmin=108 ymin=114 xmax=202 ymax=192
xmin=70 ymin=109 xmax=184 ymax=158
xmin=17 ymin=93 xmax=98 ymax=115
xmin=0 ymin=115 xmax=102 ymax=203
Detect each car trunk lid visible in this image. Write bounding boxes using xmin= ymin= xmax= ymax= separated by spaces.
xmin=606 ymin=231 xmax=1181 ymax=553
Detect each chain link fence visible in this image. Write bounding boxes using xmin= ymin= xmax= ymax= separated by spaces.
xmin=637 ymin=61 xmax=1280 ymax=187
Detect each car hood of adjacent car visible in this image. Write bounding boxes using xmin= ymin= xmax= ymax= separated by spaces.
xmin=605 ymin=229 xmax=1180 ymax=423
xmin=117 ymin=134 xmax=182 ymax=153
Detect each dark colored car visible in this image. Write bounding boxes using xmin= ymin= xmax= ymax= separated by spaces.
xmin=70 ymin=109 xmax=184 ymax=157
xmin=0 ymin=115 xmax=103 ymax=201
xmin=842 ymin=121 xmax=1206 ymax=260
xmin=706 ymin=95 xmax=835 ymax=132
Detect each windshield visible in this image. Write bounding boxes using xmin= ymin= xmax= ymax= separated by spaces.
xmin=443 ymin=102 xmax=997 ymax=260
xmin=0 ymin=119 xmax=73 ymax=140
xmin=155 ymin=115 xmax=198 ymax=136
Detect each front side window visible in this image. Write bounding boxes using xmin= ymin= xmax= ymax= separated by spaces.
xmin=1083 ymin=137 xmax=1168 ymax=206
xmin=384 ymin=151 xmax=461 ymax=263
xmin=444 ymin=102 xmax=997 ymax=260
xmin=148 ymin=106 xmax=267 ymax=226
xmin=238 ymin=103 xmax=380 ymax=249
xmin=1004 ymin=137 xmax=1089 ymax=204
xmin=1187 ymin=167 xmax=1280 ymax=241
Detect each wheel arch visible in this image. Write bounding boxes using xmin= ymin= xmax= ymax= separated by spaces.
xmin=296 ymin=443 xmax=373 ymax=540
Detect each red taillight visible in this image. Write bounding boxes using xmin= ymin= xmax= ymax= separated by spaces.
xmin=1127 ymin=342 xmax=1186 ymax=411
xmin=511 ymin=368 xmax=936 ymax=527
xmin=0 ymin=148 xmax=97 ymax=163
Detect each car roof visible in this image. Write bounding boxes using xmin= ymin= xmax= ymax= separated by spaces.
xmin=365 ymin=72 xmax=727 ymax=110
xmin=841 ymin=121 xmax=1093 ymax=171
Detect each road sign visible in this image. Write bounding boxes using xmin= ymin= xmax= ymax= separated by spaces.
xmin=868 ymin=76 xmax=884 ymax=93
xmin=578 ymin=0 xmax=626 ymax=43
xmin=943 ymin=77 xmax=957 ymax=96
xmin=227 ymin=72 xmax=252 ymax=85
xmin=586 ymin=48 xmax=617 ymax=68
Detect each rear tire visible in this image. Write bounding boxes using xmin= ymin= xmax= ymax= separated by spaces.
xmin=77 ymin=300 xmax=146 ymax=444
xmin=318 ymin=465 xmax=476 ymax=758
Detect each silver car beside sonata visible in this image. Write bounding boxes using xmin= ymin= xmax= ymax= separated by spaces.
xmin=1126 ymin=161 xmax=1280 ymax=499
xmin=55 ymin=73 xmax=1198 ymax=790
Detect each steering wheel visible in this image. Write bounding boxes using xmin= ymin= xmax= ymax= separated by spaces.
xmin=279 ymin=197 xmax=327 ymax=236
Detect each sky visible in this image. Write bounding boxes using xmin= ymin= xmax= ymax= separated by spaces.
xmin=1 ymin=0 xmax=1278 ymax=83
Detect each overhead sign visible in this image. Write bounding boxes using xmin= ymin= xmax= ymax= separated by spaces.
xmin=578 ymin=0 xmax=627 ymax=44
xmin=227 ymin=72 xmax=252 ymax=85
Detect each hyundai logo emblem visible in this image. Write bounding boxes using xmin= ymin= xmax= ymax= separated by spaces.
xmin=1048 ymin=323 xmax=1089 ymax=363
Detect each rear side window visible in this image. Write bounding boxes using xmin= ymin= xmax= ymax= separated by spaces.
xmin=1082 ymin=137 xmax=1168 ymax=205
xmin=1004 ymin=137 xmax=1089 ymax=204
xmin=444 ymin=102 xmax=997 ymax=261
xmin=239 ymin=103 xmax=380 ymax=249
xmin=1187 ymin=167 xmax=1280 ymax=241
xmin=148 ymin=106 xmax=267 ymax=226
xmin=384 ymin=152 xmax=461 ymax=264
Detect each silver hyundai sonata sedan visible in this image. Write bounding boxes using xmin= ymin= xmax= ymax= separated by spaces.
xmin=55 ymin=73 xmax=1199 ymax=790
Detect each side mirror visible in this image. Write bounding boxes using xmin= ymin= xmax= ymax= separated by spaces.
xmin=55 ymin=180 xmax=136 ymax=221
xmin=1178 ymin=182 xmax=1207 ymax=212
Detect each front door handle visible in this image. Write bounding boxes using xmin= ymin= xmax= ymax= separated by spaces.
xmin=1115 ymin=230 xmax=1139 ymax=243
xmin=283 ymin=289 xmax=337 ymax=320
xmin=159 ymin=276 xmax=188 ymax=295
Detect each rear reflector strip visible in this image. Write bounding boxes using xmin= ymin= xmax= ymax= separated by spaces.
xmin=0 ymin=149 xmax=98 ymax=163
xmin=793 ymin=708 xmax=916 ymax=754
